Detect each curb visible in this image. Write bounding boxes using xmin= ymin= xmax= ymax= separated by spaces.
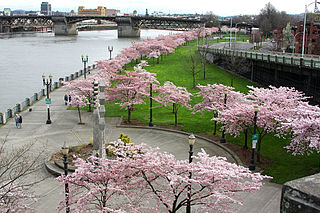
xmin=116 ymin=117 xmax=243 ymax=166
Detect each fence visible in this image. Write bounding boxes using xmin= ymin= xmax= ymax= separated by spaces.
xmin=0 ymin=63 xmax=97 ymax=124
xmin=199 ymin=47 xmax=320 ymax=69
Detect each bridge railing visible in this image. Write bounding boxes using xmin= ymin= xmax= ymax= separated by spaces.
xmin=199 ymin=47 xmax=320 ymax=69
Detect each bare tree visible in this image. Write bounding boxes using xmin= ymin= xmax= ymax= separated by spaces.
xmin=183 ymin=48 xmax=202 ymax=89
xmin=0 ymin=136 xmax=46 ymax=212
xmin=221 ymin=45 xmax=251 ymax=87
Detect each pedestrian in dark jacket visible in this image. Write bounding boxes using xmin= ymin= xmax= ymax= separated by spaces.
xmin=18 ymin=114 xmax=22 ymax=128
xmin=15 ymin=114 xmax=19 ymax=128
xmin=68 ymin=95 xmax=71 ymax=104
xmin=64 ymin=94 xmax=68 ymax=105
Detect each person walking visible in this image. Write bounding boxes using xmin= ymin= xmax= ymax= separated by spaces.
xmin=15 ymin=114 xmax=20 ymax=128
xmin=18 ymin=114 xmax=22 ymax=128
xmin=68 ymin=95 xmax=71 ymax=104
xmin=64 ymin=94 xmax=68 ymax=105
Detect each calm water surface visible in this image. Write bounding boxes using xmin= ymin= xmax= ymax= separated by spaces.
xmin=0 ymin=30 xmax=174 ymax=112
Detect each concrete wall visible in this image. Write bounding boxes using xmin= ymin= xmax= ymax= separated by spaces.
xmin=52 ymin=16 xmax=78 ymax=36
xmin=281 ymin=173 xmax=320 ymax=213
xmin=117 ymin=25 xmax=140 ymax=38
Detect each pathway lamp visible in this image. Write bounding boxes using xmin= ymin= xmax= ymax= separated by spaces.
xmin=149 ymin=83 xmax=154 ymax=127
xmin=61 ymin=144 xmax=70 ymax=213
xmin=81 ymin=55 xmax=88 ymax=79
xmin=108 ymin=46 xmax=114 ymax=60
xmin=220 ymin=89 xmax=228 ymax=143
xmin=42 ymin=74 xmax=52 ymax=124
xmin=186 ymin=133 xmax=196 ymax=213
xmin=249 ymin=105 xmax=259 ymax=171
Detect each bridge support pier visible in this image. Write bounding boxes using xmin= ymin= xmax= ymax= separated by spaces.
xmin=116 ymin=17 xmax=140 ymax=38
xmin=52 ymin=16 xmax=78 ymax=36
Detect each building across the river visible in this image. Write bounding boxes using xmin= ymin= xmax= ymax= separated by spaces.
xmin=40 ymin=2 xmax=52 ymax=15
xmin=78 ymin=6 xmax=106 ymax=16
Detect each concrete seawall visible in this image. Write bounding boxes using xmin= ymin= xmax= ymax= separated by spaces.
xmin=0 ymin=64 xmax=97 ymax=125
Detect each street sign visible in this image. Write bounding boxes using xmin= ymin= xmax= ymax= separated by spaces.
xmin=252 ymin=134 xmax=258 ymax=149
xmin=45 ymin=98 xmax=51 ymax=104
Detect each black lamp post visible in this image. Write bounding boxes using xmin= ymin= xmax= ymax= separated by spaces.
xmin=186 ymin=133 xmax=195 ymax=213
xmin=249 ymin=105 xmax=259 ymax=171
xmin=61 ymin=144 xmax=70 ymax=213
xmin=82 ymin=55 xmax=88 ymax=79
xmin=149 ymin=83 xmax=154 ymax=127
xmin=108 ymin=46 xmax=113 ymax=60
xmin=220 ymin=89 xmax=228 ymax=143
xmin=42 ymin=74 xmax=52 ymax=124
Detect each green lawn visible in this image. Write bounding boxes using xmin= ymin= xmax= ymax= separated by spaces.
xmin=104 ymin=40 xmax=320 ymax=184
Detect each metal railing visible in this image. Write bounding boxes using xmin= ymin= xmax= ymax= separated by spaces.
xmin=199 ymin=47 xmax=320 ymax=69
xmin=0 ymin=63 xmax=97 ymax=124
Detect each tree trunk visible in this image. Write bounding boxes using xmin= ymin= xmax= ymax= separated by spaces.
xmin=172 ymin=103 xmax=175 ymax=114
xmin=157 ymin=57 xmax=159 ymax=64
xmin=231 ymin=75 xmax=234 ymax=87
xmin=127 ymin=106 xmax=131 ymax=123
xmin=244 ymin=129 xmax=248 ymax=149
xmin=192 ymin=71 xmax=196 ymax=89
xmin=213 ymin=112 xmax=217 ymax=135
xmin=174 ymin=111 xmax=178 ymax=126
xmin=203 ymin=57 xmax=206 ymax=80
xmin=257 ymin=137 xmax=262 ymax=163
xmin=153 ymin=57 xmax=155 ymax=65
xmin=77 ymin=107 xmax=83 ymax=124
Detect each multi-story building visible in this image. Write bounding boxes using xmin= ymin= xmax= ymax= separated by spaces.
xmin=106 ymin=9 xmax=120 ymax=17
xmin=294 ymin=20 xmax=320 ymax=55
xmin=78 ymin=6 xmax=106 ymax=16
xmin=40 ymin=2 xmax=52 ymax=15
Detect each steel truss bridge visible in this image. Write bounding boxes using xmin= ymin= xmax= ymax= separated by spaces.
xmin=0 ymin=15 xmax=203 ymax=35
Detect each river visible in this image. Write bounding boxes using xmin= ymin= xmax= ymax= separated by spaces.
xmin=0 ymin=29 xmax=174 ymax=113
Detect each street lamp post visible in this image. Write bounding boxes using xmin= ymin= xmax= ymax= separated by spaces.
xmin=108 ymin=46 xmax=114 ymax=60
xmin=229 ymin=17 xmax=232 ymax=48
xmin=186 ymin=134 xmax=195 ymax=213
xmin=81 ymin=55 xmax=88 ymax=79
xmin=149 ymin=83 xmax=154 ymax=127
xmin=42 ymin=74 xmax=52 ymax=124
xmin=302 ymin=1 xmax=320 ymax=57
xmin=220 ymin=89 xmax=228 ymax=143
xmin=249 ymin=105 xmax=259 ymax=171
xmin=61 ymin=144 xmax=70 ymax=213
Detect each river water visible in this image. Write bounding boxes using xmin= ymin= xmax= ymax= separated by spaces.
xmin=0 ymin=30 xmax=174 ymax=113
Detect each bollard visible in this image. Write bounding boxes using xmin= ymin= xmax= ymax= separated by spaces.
xmin=79 ymin=70 xmax=83 ymax=76
xmin=59 ymin=78 xmax=64 ymax=87
xmin=70 ymin=74 xmax=74 ymax=80
xmin=7 ymin=109 xmax=13 ymax=118
xmin=65 ymin=76 xmax=69 ymax=82
xmin=0 ymin=113 xmax=3 ymax=124
xmin=26 ymin=98 xmax=31 ymax=106
xmin=75 ymin=72 xmax=79 ymax=78
xmin=16 ymin=104 xmax=21 ymax=113
xmin=41 ymin=89 xmax=45 ymax=96
xmin=34 ymin=93 xmax=39 ymax=101
xmin=54 ymin=82 xmax=58 ymax=89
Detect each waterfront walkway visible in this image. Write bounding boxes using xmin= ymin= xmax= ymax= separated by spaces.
xmin=0 ymin=85 xmax=282 ymax=212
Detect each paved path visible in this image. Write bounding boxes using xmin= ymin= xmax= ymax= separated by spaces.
xmin=0 ymin=85 xmax=282 ymax=212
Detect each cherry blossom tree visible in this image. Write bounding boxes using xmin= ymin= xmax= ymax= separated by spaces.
xmin=193 ymin=84 xmax=242 ymax=135
xmin=69 ymin=93 xmax=90 ymax=124
xmin=156 ymin=81 xmax=191 ymax=126
xmin=57 ymin=140 xmax=270 ymax=213
xmin=216 ymin=85 xmax=308 ymax=162
xmin=277 ymin=102 xmax=320 ymax=156
xmin=106 ymin=62 xmax=158 ymax=123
